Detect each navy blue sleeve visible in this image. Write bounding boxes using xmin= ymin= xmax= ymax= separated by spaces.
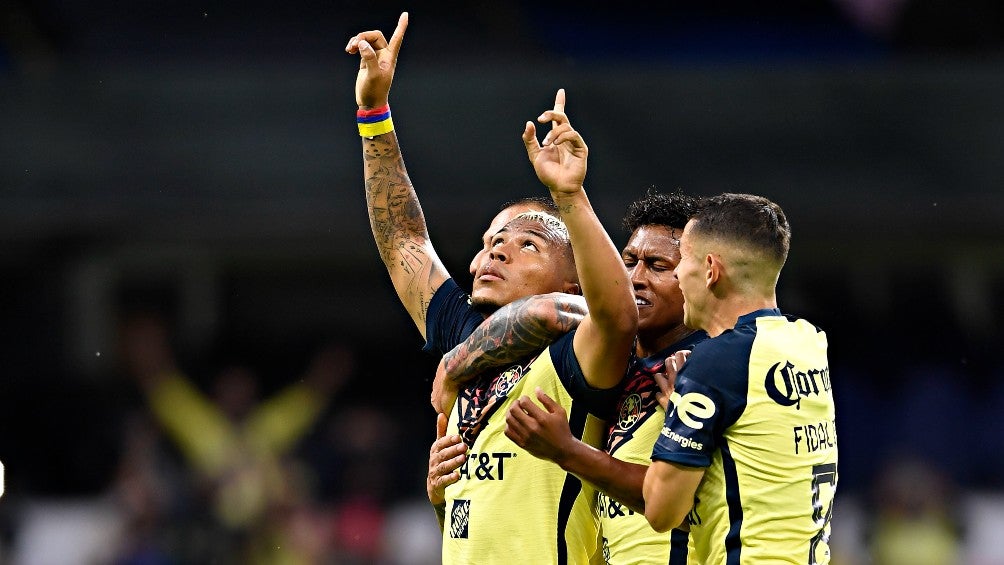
xmin=549 ymin=330 xmax=623 ymax=419
xmin=651 ymin=332 xmax=751 ymax=467
xmin=422 ymin=278 xmax=485 ymax=357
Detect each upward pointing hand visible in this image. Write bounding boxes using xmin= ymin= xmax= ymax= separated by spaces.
xmin=523 ymin=89 xmax=588 ymax=196
xmin=345 ymin=12 xmax=409 ymax=109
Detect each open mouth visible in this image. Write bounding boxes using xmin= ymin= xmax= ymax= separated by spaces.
xmin=634 ymin=296 xmax=652 ymax=307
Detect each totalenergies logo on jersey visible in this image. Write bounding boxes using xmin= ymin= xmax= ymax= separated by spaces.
xmin=660 ymin=427 xmax=704 ymax=451
xmin=617 ymin=393 xmax=642 ymax=430
xmin=490 ymin=365 xmax=524 ymax=397
xmin=667 ymin=391 xmax=716 ymax=430
xmin=765 ymin=360 xmax=831 ymax=410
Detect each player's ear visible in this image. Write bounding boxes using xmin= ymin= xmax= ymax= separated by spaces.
xmin=705 ymin=254 xmax=721 ymax=289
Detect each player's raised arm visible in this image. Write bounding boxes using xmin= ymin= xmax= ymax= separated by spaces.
xmin=524 ymin=90 xmax=637 ymax=389
xmin=346 ymin=12 xmax=450 ymax=337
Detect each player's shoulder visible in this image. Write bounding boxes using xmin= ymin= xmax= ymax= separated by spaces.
xmin=689 ymin=327 xmax=754 ymax=368
xmin=683 ymin=316 xmax=763 ymax=392
xmin=545 ymin=327 xmax=578 ymax=363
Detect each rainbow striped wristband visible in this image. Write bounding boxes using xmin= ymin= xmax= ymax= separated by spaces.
xmin=357 ymin=104 xmax=394 ymax=137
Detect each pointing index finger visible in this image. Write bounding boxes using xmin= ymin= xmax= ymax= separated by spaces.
xmin=553 ymin=88 xmax=566 ymax=114
xmin=388 ymin=12 xmax=409 ymax=56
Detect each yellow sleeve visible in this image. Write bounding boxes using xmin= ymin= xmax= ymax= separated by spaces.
xmin=244 ymin=382 xmax=326 ymax=456
xmin=147 ymin=372 xmax=238 ymax=476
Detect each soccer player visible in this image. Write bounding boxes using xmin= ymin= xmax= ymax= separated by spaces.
xmin=642 ymin=193 xmax=837 ymax=564
xmin=346 ymin=13 xmax=638 ymax=565
xmin=430 ymin=190 xmax=707 ymax=564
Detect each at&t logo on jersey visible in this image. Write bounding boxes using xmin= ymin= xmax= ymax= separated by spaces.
xmin=450 ymin=499 xmax=470 ymax=538
xmin=765 ymin=360 xmax=831 ymax=409
xmin=457 ymin=452 xmax=514 ymax=481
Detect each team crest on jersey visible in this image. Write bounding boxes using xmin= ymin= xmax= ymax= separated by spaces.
xmin=607 ymin=366 xmax=659 ymax=454
xmin=490 ymin=366 xmax=523 ymax=397
xmin=450 ymin=499 xmax=470 ymax=538
xmin=618 ymin=393 xmax=642 ymax=430
xmin=456 ymin=356 xmax=538 ymax=447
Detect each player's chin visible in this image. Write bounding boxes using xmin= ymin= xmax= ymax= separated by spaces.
xmin=636 ymin=307 xmax=658 ymax=332
xmin=470 ymin=292 xmax=504 ymax=315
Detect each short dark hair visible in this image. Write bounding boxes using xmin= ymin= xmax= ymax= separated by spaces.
xmin=622 ymin=188 xmax=700 ymax=234
xmin=690 ymin=193 xmax=790 ymax=267
xmin=498 ymin=196 xmax=559 ymax=216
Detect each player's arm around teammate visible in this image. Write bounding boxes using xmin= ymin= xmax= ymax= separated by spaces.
xmin=431 ymin=292 xmax=586 ymax=413
xmin=346 ymin=13 xmax=450 ymax=337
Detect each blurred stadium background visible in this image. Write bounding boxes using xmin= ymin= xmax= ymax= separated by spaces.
xmin=1 ymin=1 xmax=1003 ymax=563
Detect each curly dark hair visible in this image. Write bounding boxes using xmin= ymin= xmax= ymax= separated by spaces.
xmin=622 ymin=187 xmax=700 ymax=234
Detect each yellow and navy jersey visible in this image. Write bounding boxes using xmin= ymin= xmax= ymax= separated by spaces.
xmin=425 ymin=279 xmax=618 ymax=565
xmin=651 ymin=309 xmax=837 ymax=565
xmin=598 ymin=332 xmax=706 ymax=565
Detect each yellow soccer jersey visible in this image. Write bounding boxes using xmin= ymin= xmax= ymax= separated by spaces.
xmin=599 ymin=332 xmax=705 ymax=565
xmin=651 ymin=309 xmax=837 ymax=565
xmin=425 ymin=280 xmax=617 ymax=565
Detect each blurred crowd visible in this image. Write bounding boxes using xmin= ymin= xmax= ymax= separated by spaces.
xmin=0 ymin=309 xmax=443 ymax=564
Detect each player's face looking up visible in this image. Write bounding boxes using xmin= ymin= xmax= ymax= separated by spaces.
xmin=623 ymin=225 xmax=686 ymax=338
xmin=469 ymin=203 xmax=551 ymax=278
xmin=471 ymin=212 xmax=578 ymax=313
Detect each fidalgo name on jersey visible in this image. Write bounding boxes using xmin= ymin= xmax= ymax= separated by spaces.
xmin=793 ymin=420 xmax=837 ymax=454
xmin=457 ymin=452 xmax=516 ymax=481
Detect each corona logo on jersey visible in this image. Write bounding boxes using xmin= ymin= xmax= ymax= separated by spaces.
xmin=765 ymin=360 xmax=831 ymax=409
xmin=617 ymin=393 xmax=642 ymax=430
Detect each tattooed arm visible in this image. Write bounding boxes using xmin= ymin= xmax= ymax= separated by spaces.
xmin=346 ymin=13 xmax=450 ymax=337
xmin=444 ymin=293 xmax=587 ymax=383
xmin=431 ymin=292 xmax=586 ymax=413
